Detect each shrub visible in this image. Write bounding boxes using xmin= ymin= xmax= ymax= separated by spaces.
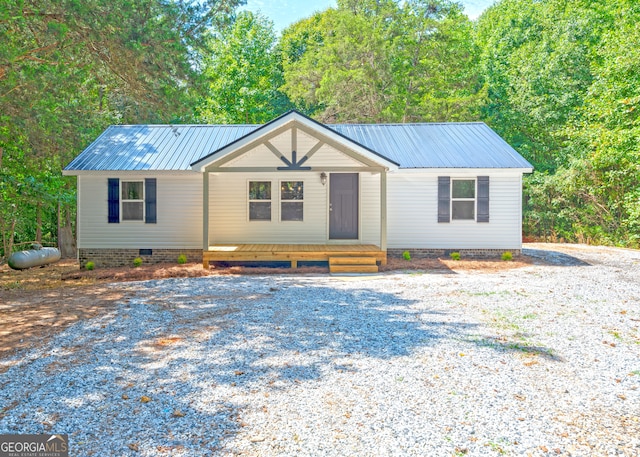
xmin=133 ymin=257 xmax=143 ymax=268
xmin=501 ymin=251 xmax=513 ymax=261
xmin=85 ymin=261 xmax=95 ymax=271
xmin=450 ymin=252 xmax=461 ymax=261
xmin=402 ymin=250 xmax=411 ymax=261
xmin=177 ymin=254 xmax=187 ymax=264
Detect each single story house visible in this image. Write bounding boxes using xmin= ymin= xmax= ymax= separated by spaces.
xmin=63 ymin=110 xmax=533 ymax=272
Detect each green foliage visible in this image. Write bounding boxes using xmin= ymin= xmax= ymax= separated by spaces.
xmin=177 ymin=254 xmax=187 ymax=265
xmin=402 ymin=250 xmax=411 ymax=261
xmin=2 ymin=0 xmax=638 ymax=251
xmin=133 ymin=257 xmax=143 ymax=268
xmin=198 ymin=11 xmax=293 ymax=123
xmin=281 ymin=0 xmax=483 ymax=123
xmin=85 ymin=261 xmax=95 ymax=271
xmin=0 ymin=0 xmax=241 ymax=260
xmin=501 ymin=251 xmax=513 ymax=262
xmin=477 ymin=0 xmax=640 ymax=247
xmin=450 ymin=252 xmax=461 ymax=261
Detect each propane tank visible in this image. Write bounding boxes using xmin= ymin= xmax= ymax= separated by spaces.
xmin=8 ymin=246 xmax=61 ymax=270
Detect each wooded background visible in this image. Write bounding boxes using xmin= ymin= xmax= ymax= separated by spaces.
xmin=1 ymin=0 xmax=638 ymax=260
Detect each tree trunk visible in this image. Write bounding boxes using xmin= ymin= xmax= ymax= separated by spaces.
xmin=58 ymin=203 xmax=76 ymax=258
xmin=57 ymin=201 xmax=61 ymax=251
xmin=36 ymin=202 xmax=42 ymax=243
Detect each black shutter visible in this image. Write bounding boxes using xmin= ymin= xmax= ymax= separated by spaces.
xmin=477 ymin=176 xmax=490 ymax=222
xmin=437 ymin=176 xmax=450 ymax=223
xmin=108 ymin=178 xmax=119 ymax=223
xmin=145 ymin=178 xmax=157 ymax=224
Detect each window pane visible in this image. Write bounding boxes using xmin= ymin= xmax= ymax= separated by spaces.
xmin=452 ymin=180 xmax=475 ymax=199
xmin=281 ymin=202 xmax=303 ymax=221
xmin=281 ymin=181 xmax=303 ymax=200
xmin=249 ymin=182 xmax=271 ymax=200
xmin=452 ymin=201 xmax=475 ymax=220
xmin=122 ymin=181 xmax=143 ymax=200
xmin=122 ymin=202 xmax=144 ymax=220
xmin=250 ymin=202 xmax=271 ymax=220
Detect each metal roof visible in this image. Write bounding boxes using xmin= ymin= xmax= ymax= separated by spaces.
xmin=330 ymin=123 xmax=532 ymax=169
xmin=65 ymin=120 xmax=532 ymax=172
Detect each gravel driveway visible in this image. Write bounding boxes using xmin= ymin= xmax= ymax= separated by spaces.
xmin=1 ymin=244 xmax=639 ymax=456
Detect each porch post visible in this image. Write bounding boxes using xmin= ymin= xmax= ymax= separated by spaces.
xmin=380 ymin=169 xmax=387 ymax=261
xmin=202 ymin=171 xmax=210 ymax=268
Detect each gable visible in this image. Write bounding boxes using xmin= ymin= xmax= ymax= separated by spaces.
xmin=190 ymin=111 xmax=399 ymax=172
xmin=220 ymin=127 xmax=365 ymax=169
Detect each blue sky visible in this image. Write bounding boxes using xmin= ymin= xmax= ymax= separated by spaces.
xmin=240 ymin=0 xmax=496 ymax=33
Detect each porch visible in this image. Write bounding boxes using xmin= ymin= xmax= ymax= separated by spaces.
xmin=203 ymin=244 xmax=387 ymax=272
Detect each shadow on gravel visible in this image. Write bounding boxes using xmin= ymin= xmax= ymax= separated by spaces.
xmin=523 ymin=248 xmax=590 ymax=266
xmin=468 ymin=336 xmax=565 ymax=362
xmin=0 ymin=275 xmax=549 ymax=455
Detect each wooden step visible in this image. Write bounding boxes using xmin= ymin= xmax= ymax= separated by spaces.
xmin=329 ymin=264 xmax=379 ymax=274
xmin=329 ymin=257 xmax=377 ymax=265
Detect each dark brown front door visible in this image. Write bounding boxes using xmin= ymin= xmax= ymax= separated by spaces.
xmin=329 ymin=173 xmax=358 ymax=239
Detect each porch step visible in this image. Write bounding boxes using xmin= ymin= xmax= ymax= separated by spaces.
xmin=329 ymin=257 xmax=377 ymax=266
xmin=329 ymin=257 xmax=379 ymax=274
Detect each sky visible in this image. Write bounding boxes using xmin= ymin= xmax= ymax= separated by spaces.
xmin=240 ymin=0 xmax=496 ymax=33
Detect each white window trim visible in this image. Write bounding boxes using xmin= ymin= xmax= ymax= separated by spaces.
xmin=451 ymin=178 xmax=477 ymax=222
xmin=279 ymin=180 xmax=304 ymax=222
xmin=121 ymin=180 xmax=145 ymax=222
xmin=248 ymin=180 xmax=272 ymax=222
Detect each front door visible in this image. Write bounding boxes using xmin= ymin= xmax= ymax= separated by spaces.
xmin=329 ymin=173 xmax=359 ymax=239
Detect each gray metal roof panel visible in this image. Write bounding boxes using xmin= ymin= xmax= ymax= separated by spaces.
xmin=65 ymin=121 xmax=532 ymax=171
xmin=330 ymin=123 xmax=532 ymax=169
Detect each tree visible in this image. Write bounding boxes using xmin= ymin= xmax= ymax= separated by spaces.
xmin=0 ymin=0 xmax=241 ymax=259
xmin=478 ymin=0 xmax=639 ymax=246
xmin=281 ymin=0 xmax=482 ymax=123
xmin=198 ymin=11 xmax=293 ymax=124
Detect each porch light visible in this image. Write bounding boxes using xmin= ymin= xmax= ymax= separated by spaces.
xmin=320 ymin=172 xmax=327 ymax=185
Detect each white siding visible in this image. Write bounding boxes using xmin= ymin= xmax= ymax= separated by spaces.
xmin=360 ymin=172 xmax=381 ymax=245
xmin=222 ymin=128 xmax=364 ymax=168
xmin=76 ymin=167 xmax=524 ymax=250
xmin=387 ymin=171 xmax=523 ymax=249
xmin=208 ymin=172 xmax=382 ymax=245
xmin=77 ymin=173 xmax=202 ymax=249
xmin=209 ymin=172 xmax=326 ymax=244
xmin=222 ymin=144 xmax=281 ymax=167
xmin=304 ymin=145 xmax=363 ymax=168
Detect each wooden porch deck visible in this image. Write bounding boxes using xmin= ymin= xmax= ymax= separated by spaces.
xmin=203 ymin=244 xmax=387 ymax=269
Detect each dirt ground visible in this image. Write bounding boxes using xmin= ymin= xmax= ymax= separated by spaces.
xmin=0 ymin=255 xmax=532 ymax=362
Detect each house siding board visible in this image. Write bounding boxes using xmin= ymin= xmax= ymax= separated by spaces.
xmin=305 ymin=145 xmax=364 ymax=168
xmin=208 ymin=171 xmax=381 ymax=245
xmin=209 ymin=172 xmax=328 ymax=244
xmin=223 ymin=144 xmax=279 ymax=168
xmin=359 ymin=173 xmax=381 ymax=245
xmin=77 ymin=173 xmax=202 ymax=249
xmin=220 ymin=133 xmax=364 ymax=169
xmin=387 ymin=171 xmax=522 ymax=250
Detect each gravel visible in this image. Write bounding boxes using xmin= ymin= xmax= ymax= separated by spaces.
xmin=1 ymin=243 xmax=639 ymax=456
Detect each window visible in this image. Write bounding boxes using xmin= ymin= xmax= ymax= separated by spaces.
xmin=108 ymin=178 xmax=156 ymax=224
xmin=437 ymin=176 xmax=489 ymax=223
xmin=249 ymin=181 xmax=271 ymax=221
xmin=122 ymin=181 xmax=144 ymax=221
xmin=280 ymin=181 xmax=303 ymax=221
xmin=451 ymin=179 xmax=475 ymax=220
